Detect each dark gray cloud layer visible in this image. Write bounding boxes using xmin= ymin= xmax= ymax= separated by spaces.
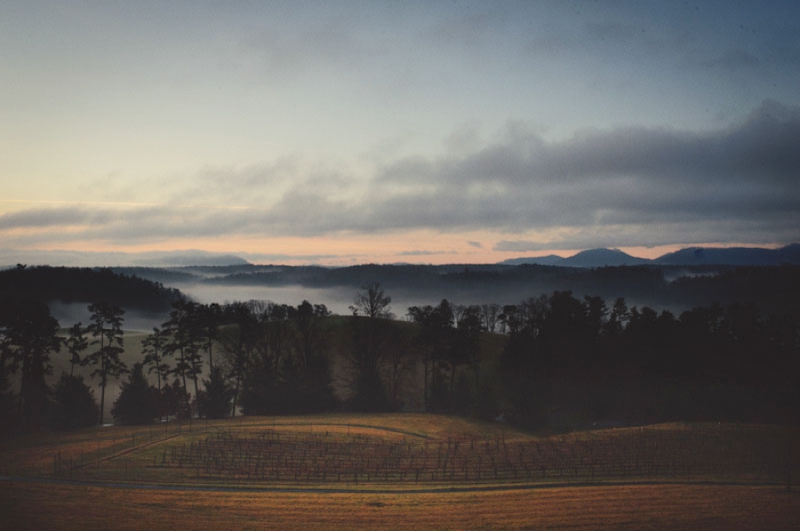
xmin=3 ymin=100 xmax=798 ymax=250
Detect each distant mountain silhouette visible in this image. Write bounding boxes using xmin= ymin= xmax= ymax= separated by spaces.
xmin=500 ymin=248 xmax=649 ymax=267
xmin=0 ymin=249 xmax=250 ymax=268
xmin=500 ymin=254 xmax=564 ymax=266
xmin=135 ymin=251 xmax=250 ymax=267
xmin=654 ymin=245 xmax=800 ymax=266
xmin=777 ymin=243 xmax=800 ymax=263
xmin=560 ymin=248 xmax=651 ymax=267
xmin=502 ymin=244 xmax=800 ymax=268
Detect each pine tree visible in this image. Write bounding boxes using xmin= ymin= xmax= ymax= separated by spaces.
xmin=0 ymin=299 xmax=61 ymax=429
xmin=111 ymin=363 xmax=158 ymax=425
xmin=85 ymin=302 xmax=127 ymax=425
xmin=65 ymin=323 xmax=88 ymax=377
xmin=197 ymin=366 xmax=234 ymax=419
xmin=142 ymin=327 xmax=170 ymax=420
xmin=49 ymin=373 xmax=98 ymax=430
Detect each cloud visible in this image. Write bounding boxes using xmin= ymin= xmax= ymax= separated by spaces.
xmin=239 ymin=252 xmax=348 ymax=264
xmin=357 ymin=99 xmax=800 ymax=246
xmin=0 ymin=207 xmax=95 ymax=228
xmin=397 ymin=250 xmax=457 ymax=257
xmin=2 ymin=100 xmax=799 ymax=250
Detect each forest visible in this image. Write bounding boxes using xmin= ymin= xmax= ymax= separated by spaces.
xmin=0 ymin=265 xmax=798 ymax=435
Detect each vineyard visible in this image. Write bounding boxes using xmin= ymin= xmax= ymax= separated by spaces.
xmin=32 ymin=416 xmax=800 ymax=488
xmin=4 ymin=415 xmax=800 ymax=531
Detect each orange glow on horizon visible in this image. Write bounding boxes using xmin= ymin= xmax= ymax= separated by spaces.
xmin=9 ymin=237 xmax=788 ymax=266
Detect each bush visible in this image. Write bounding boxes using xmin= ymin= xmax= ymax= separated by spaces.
xmin=49 ymin=373 xmax=99 ymax=430
xmin=111 ymin=363 xmax=158 ymax=425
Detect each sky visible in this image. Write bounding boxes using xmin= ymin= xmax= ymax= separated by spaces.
xmin=1 ymin=0 xmax=799 ymax=266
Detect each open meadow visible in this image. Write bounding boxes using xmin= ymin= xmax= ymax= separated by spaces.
xmin=2 ymin=414 xmax=799 ymax=530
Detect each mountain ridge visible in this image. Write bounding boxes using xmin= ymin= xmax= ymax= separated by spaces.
xmin=501 ymin=244 xmax=800 ymax=268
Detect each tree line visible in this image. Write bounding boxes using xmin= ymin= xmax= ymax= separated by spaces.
xmin=0 ymin=264 xmax=180 ymax=313
xmin=497 ymin=292 xmax=799 ymax=426
xmin=1 ymin=281 xmax=798 ymax=433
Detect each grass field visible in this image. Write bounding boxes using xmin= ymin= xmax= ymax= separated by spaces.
xmin=2 ymin=414 xmax=799 ymax=530
xmin=3 ymin=482 xmax=798 ymax=531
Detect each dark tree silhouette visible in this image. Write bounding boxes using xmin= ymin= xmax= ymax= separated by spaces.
xmin=455 ymin=305 xmax=484 ymax=390
xmin=0 ymin=299 xmax=61 ymax=429
xmin=111 ymin=363 xmax=158 ymax=425
xmin=162 ymin=377 xmax=191 ymax=420
xmin=0 ymin=265 xmax=180 ymax=313
xmin=197 ymin=303 xmax=222 ymax=371
xmin=239 ymin=302 xmax=291 ymax=415
xmin=350 ymin=282 xmax=393 ymax=319
xmin=162 ymin=299 xmax=204 ymax=410
xmin=408 ymin=299 xmax=455 ymax=411
xmin=197 ymin=366 xmax=234 ymax=419
xmin=85 ymin=301 xmax=127 ymax=425
xmin=346 ymin=316 xmax=393 ymax=411
xmin=0 ymin=361 xmax=16 ymax=433
xmin=289 ymin=301 xmax=336 ymax=412
xmin=49 ymin=373 xmax=98 ymax=430
xmin=142 ymin=327 xmax=170 ymax=421
xmin=65 ymin=323 xmax=88 ymax=377
xmin=219 ymin=302 xmax=258 ymax=417
xmin=480 ymin=303 xmax=501 ymax=333
xmin=239 ymin=300 xmax=337 ymax=415
xmin=344 ymin=283 xmax=400 ymax=412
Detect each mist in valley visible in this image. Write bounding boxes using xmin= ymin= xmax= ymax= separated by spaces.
xmin=173 ymin=281 xmax=541 ymax=319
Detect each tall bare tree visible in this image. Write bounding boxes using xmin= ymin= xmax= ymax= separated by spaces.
xmin=349 ymin=282 xmax=393 ymax=319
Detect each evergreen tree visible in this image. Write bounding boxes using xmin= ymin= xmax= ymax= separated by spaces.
xmin=198 ymin=303 xmax=221 ymax=371
xmin=162 ymin=377 xmax=191 ymax=420
xmin=65 ymin=323 xmax=88 ymax=377
xmin=0 ymin=299 xmax=61 ymax=429
xmin=197 ymin=366 xmax=234 ymax=419
xmin=219 ymin=302 xmax=257 ymax=417
xmin=162 ymin=299 xmax=203 ymax=411
xmin=49 ymin=373 xmax=98 ymax=430
xmin=86 ymin=301 xmax=127 ymax=425
xmin=111 ymin=363 xmax=158 ymax=425
xmin=142 ymin=327 xmax=170 ymax=420
xmin=0 ymin=361 xmax=18 ymax=434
